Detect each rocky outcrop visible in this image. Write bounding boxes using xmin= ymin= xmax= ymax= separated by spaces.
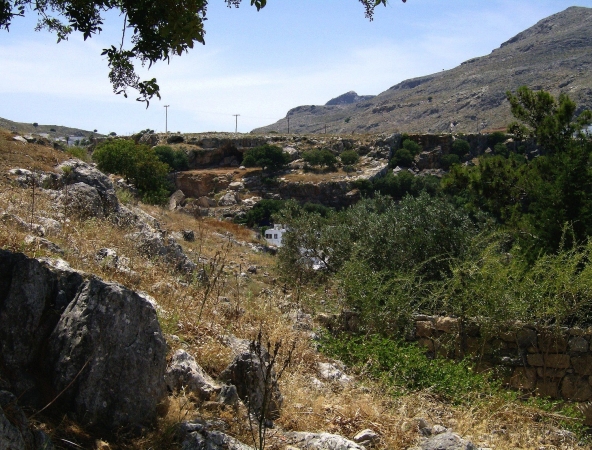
xmin=0 ymin=250 xmax=168 ymax=433
xmin=179 ymin=421 xmax=253 ymax=450
xmin=165 ymin=350 xmax=221 ymax=400
xmin=126 ymin=229 xmax=196 ymax=273
xmin=218 ymin=344 xmax=283 ymax=420
xmin=286 ymin=432 xmax=364 ymax=450
xmin=411 ymin=432 xmax=477 ymax=450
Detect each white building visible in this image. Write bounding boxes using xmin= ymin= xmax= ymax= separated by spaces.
xmin=264 ymin=224 xmax=287 ymax=247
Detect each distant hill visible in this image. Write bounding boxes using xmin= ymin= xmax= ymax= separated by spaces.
xmin=253 ymin=6 xmax=592 ymax=134
xmin=0 ymin=117 xmax=101 ymax=138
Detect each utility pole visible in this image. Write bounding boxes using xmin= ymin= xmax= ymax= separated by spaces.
xmin=233 ymin=114 xmax=240 ymax=133
xmin=164 ymin=105 xmax=170 ymax=134
xmin=287 ymin=117 xmax=290 ymax=134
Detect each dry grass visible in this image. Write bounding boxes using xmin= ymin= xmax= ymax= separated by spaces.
xmin=0 ymin=140 xmax=589 ymax=450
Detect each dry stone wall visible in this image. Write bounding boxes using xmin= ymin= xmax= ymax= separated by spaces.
xmin=413 ymin=315 xmax=592 ymax=406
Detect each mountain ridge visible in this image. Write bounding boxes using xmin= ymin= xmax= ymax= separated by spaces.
xmin=253 ymin=6 xmax=592 ymax=134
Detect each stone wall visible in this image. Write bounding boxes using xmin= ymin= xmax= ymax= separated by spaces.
xmin=413 ymin=316 xmax=592 ymax=408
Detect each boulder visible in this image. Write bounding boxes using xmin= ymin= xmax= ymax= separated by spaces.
xmin=138 ymin=133 xmax=158 ymax=147
xmin=126 ymin=229 xmax=196 ymax=273
xmin=218 ymin=344 xmax=283 ymax=420
xmin=286 ymin=432 xmax=364 ymax=450
xmin=0 ymin=251 xmax=84 ymax=405
xmin=179 ymin=421 xmax=253 ymax=450
xmin=167 ymin=134 xmax=185 ymax=144
xmin=47 ymin=277 xmax=168 ymax=431
xmin=353 ymin=429 xmax=379 ymax=447
xmin=169 ymin=190 xmax=186 ymax=211
xmin=218 ymin=192 xmax=239 ymax=206
xmin=62 ymin=182 xmax=106 ymax=218
xmin=414 ymin=432 xmax=477 ymax=450
xmin=318 ymin=362 xmax=351 ymax=385
xmin=165 ymin=350 xmax=221 ymax=400
xmin=24 ymin=235 xmax=64 ymax=255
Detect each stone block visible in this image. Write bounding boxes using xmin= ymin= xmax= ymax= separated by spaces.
xmin=536 ymin=379 xmax=559 ymax=399
xmin=527 ymin=353 xmax=544 ymax=367
xmin=568 ymin=336 xmax=588 ymax=353
xmin=572 ymin=355 xmax=592 ymax=375
xmin=509 ymin=367 xmax=536 ymax=390
xmin=434 ymin=317 xmax=459 ymax=334
xmin=516 ymin=328 xmax=537 ymax=348
xmin=416 ymin=321 xmax=435 ymax=338
xmin=536 ymin=367 xmax=566 ymax=379
xmin=561 ymin=375 xmax=592 ymax=401
xmin=544 ymin=354 xmax=570 ymax=369
xmin=538 ymin=331 xmax=568 ymax=353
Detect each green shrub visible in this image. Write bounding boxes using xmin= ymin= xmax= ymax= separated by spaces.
xmin=302 ymin=149 xmax=337 ymax=168
xmin=242 ymin=144 xmax=289 ymax=172
xmin=321 ymin=334 xmax=499 ymax=403
xmin=402 ymin=139 xmax=421 ymax=155
xmin=93 ymin=139 xmax=171 ymax=204
xmin=487 ymin=131 xmax=506 ymax=148
xmin=451 ymin=139 xmax=470 ymax=157
xmin=441 ymin=153 xmax=460 ymax=170
xmin=390 ymin=148 xmax=413 ymax=167
xmin=66 ymin=146 xmax=90 ymax=162
xmin=339 ymin=150 xmax=359 ymax=166
xmin=154 ymin=145 xmax=189 ymax=171
xmin=493 ymin=142 xmax=509 ymax=157
xmin=235 ymin=199 xmax=286 ymax=227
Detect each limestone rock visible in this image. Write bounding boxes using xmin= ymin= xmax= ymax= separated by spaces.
xmin=37 ymin=217 xmax=62 ymax=235
xmin=218 ymin=345 xmax=283 ymax=420
xmin=218 ymin=192 xmax=239 ymax=206
xmin=0 ymin=250 xmax=84 ymax=405
xmin=47 ymin=277 xmax=168 ymax=431
xmin=286 ymin=431 xmax=364 ymax=450
xmin=318 ymin=362 xmax=351 ymax=384
xmin=126 ymin=230 xmax=196 ymax=273
xmin=416 ymin=432 xmax=477 ymax=450
xmin=169 ymin=190 xmax=186 ymax=211
xmin=63 ymin=182 xmax=107 ymax=218
xmin=179 ymin=421 xmax=253 ymax=450
xmin=24 ymin=235 xmax=64 ymax=254
xmin=165 ymin=350 xmax=221 ymax=400
xmin=353 ymin=429 xmax=379 ymax=447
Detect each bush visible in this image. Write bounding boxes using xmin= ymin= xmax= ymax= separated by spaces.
xmin=154 ymin=145 xmax=189 ymax=171
xmin=321 ymin=334 xmax=498 ymax=403
xmin=242 ymin=144 xmax=289 ymax=172
xmin=236 ymin=199 xmax=286 ymax=227
xmin=441 ymin=153 xmax=460 ymax=170
xmin=390 ymin=148 xmax=413 ymax=167
xmin=451 ymin=139 xmax=470 ymax=157
xmin=66 ymin=146 xmax=90 ymax=162
xmin=487 ymin=131 xmax=506 ymax=148
xmin=339 ymin=150 xmax=359 ymax=166
xmin=93 ymin=140 xmax=171 ymax=204
xmin=402 ymin=139 xmax=421 ymax=155
xmin=493 ymin=142 xmax=509 ymax=158
xmin=302 ymin=149 xmax=337 ymax=168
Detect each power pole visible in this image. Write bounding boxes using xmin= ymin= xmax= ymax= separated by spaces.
xmin=233 ymin=114 xmax=240 ymax=133
xmin=164 ymin=105 xmax=170 ymax=134
xmin=287 ymin=117 xmax=290 ymax=134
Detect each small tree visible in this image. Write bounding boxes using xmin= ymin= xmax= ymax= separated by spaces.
xmin=242 ymin=145 xmax=289 ymax=173
xmin=402 ymin=139 xmax=421 ymax=155
xmin=451 ymin=139 xmax=470 ymax=157
xmin=340 ymin=150 xmax=359 ymax=166
xmin=154 ymin=145 xmax=189 ymax=171
xmin=33 ymin=122 xmax=38 ymax=128
xmin=302 ymin=149 xmax=337 ymax=169
xmin=390 ymin=148 xmax=413 ymax=167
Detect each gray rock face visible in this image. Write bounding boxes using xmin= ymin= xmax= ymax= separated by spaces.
xmin=58 ymin=160 xmax=119 ymax=218
xmin=352 ymin=429 xmax=379 ymax=447
xmin=126 ymin=229 xmax=196 ymax=273
xmin=0 ymin=391 xmax=54 ymax=450
xmin=165 ymin=350 xmax=221 ymax=400
xmin=218 ymin=192 xmax=239 ymax=206
xmin=24 ymin=235 xmax=64 ymax=254
xmin=47 ymin=277 xmax=168 ymax=431
xmin=0 ymin=250 xmax=168 ymax=433
xmin=417 ymin=432 xmax=477 ymax=450
xmin=179 ymin=421 xmax=253 ymax=450
xmin=286 ymin=432 xmax=364 ymax=450
xmin=169 ymin=190 xmax=186 ymax=211
xmin=218 ymin=346 xmax=283 ymax=420
xmin=63 ymin=182 xmax=107 ymax=218
xmin=0 ymin=250 xmax=84 ymax=405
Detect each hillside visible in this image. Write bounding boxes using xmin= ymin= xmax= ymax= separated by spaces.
xmin=253 ymin=6 xmax=592 ymax=134
xmin=0 ymin=116 xmax=100 ymax=139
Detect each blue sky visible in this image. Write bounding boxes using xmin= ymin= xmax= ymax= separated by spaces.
xmin=1 ymin=0 xmax=591 ymax=135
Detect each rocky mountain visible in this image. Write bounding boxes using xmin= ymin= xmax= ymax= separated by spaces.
xmin=253 ymin=6 xmax=592 ymax=134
